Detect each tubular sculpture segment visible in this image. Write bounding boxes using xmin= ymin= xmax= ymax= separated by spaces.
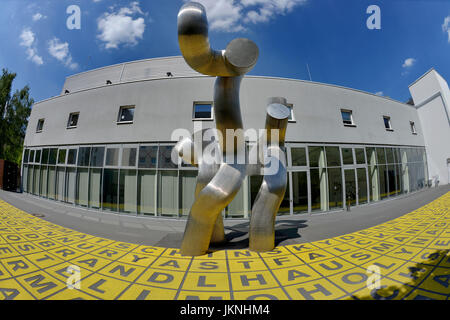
xmin=176 ymin=2 xmax=290 ymax=256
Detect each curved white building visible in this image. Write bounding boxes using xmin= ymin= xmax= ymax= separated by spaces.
xmin=21 ymin=56 xmax=450 ymax=218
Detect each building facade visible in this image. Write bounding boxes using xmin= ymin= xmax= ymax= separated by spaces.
xmin=21 ymin=56 xmax=449 ymax=219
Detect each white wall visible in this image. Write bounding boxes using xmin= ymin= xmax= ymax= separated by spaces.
xmin=410 ymin=69 xmax=450 ymax=185
xmin=25 ymin=75 xmax=425 ymax=149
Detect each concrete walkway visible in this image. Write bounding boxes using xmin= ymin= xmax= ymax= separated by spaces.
xmin=0 ymin=185 xmax=449 ymax=249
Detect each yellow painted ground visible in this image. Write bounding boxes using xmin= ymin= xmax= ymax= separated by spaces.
xmin=0 ymin=193 xmax=449 ymax=300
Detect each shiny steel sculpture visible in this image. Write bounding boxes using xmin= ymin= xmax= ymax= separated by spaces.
xmin=176 ymin=2 xmax=289 ymax=256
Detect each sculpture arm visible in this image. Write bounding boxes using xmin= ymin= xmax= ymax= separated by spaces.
xmin=178 ymin=2 xmax=258 ymax=77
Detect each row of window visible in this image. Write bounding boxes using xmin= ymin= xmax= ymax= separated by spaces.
xmin=23 ymin=144 xmax=426 ymax=173
xmin=23 ymin=145 xmax=181 ymax=169
xmin=21 ymin=143 xmax=428 ymax=218
xmin=35 ymin=103 xmax=417 ymax=135
xmin=340 ymin=109 xmax=417 ymax=134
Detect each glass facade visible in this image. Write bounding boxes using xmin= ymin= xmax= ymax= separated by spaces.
xmin=21 ymin=143 xmax=429 ymax=218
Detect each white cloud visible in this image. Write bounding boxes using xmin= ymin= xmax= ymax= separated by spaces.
xmin=402 ymin=58 xmax=416 ymax=68
xmin=375 ymin=91 xmax=383 ymax=96
xmin=183 ymin=0 xmax=308 ymax=32
xmin=443 ymin=16 xmax=450 ymax=42
xmin=97 ymin=1 xmax=146 ymax=49
xmin=19 ymin=28 xmax=43 ymax=65
xmin=32 ymin=13 xmax=47 ymax=22
xmin=48 ymin=38 xmax=78 ymax=70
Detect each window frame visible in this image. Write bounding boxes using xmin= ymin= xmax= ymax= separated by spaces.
xmin=287 ymin=103 xmax=296 ymax=123
xmin=383 ymin=116 xmax=393 ymax=131
xmin=67 ymin=112 xmax=80 ymax=129
xmin=192 ymin=102 xmax=214 ymax=121
xmin=410 ymin=121 xmax=417 ymax=135
xmin=117 ymin=105 xmax=135 ymax=124
xmin=36 ymin=119 xmax=45 ymax=133
xmin=121 ymin=144 xmax=139 ymax=168
xmin=340 ymin=109 xmax=355 ymax=127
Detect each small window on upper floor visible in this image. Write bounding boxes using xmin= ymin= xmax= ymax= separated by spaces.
xmin=383 ymin=116 xmax=393 ymax=131
xmin=341 ymin=109 xmax=355 ymax=126
xmin=410 ymin=121 xmax=417 ymax=134
xmin=193 ymin=102 xmax=213 ymax=120
xmin=287 ymin=103 xmax=296 ymax=122
xmin=36 ymin=119 xmax=44 ymax=132
xmin=67 ymin=112 xmax=79 ymax=128
xmin=117 ymin=106 xmax=135 ymax=124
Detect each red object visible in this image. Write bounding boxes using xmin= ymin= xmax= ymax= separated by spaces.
xmin=0 ymin=159 xmax=20 ymax=191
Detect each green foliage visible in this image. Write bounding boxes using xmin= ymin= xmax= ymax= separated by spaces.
xmin=0 ymin=69 xmax=33 ymax=165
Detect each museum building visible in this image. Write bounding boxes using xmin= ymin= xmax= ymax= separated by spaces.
xmin=20 ymin=56 xmax=450 ymax=218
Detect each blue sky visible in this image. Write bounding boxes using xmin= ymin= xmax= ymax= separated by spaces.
xmin=0 ymin=0 xmax=449 ymax=104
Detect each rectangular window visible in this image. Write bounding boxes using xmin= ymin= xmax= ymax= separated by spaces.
xmin=377 ymin=147 xmax=386 ymax=164
xmin=41 ymin=149 xmax=49 ymax=165
xmin=410 ymin=121 xmax=417 ymax=134
xmin=35 ymin=150 xmax=41 ymax=164
xmin=341 ymin=109 xmax=354 ymax=126
xmin=158 ymin=146 xmax=177 ymax=169
xmin=105 ymin=148 xmax=120 ymax=166
xmin=383 ymin=116 xmax=392 ymax=130
xmin=89 ymin=168 xmax=102 ymax=209
xmin=48 ymin=167 xmax=56 ymax=200
xmin=326 ymin=146 xmax=341 ymax=167
xmin=77 ymin=147 xmax=91 ymax=167
xmin=342 ymin=148 xmax=354 ymax=165
xmin=29 ymin=150 xmax=35 ymax=163
xmin=76 ymin=168 xmax=89 ymax=207
xmin=119 ymin=169 xmax=137 ymax=213
xmin=67 ymin=112 xmax=79 ymax=128
xmin=23 ymin=149 xmax=29 ymax=164
xmin=287 ymin=103 xmax=296 ymax=122
xmin=308 ymin=146 xmax=324 ymax=168
xmin=138 ymin=170 xmax=156 ymax=215
xmin=158 ymin=170 xmax=178 ymax=216
xmin=117 ymin=106 xmax=135 ymax=123
xmin=139 ymin=146 xmax=158 ymax=168
xmin=67 ymin=149 xmax=77 ymax=165
xmin=102 ymin=169 xmax=119 ymax=211
xmin=36 ymin=119 xmax=44 ymax=132
xmin=65 ymin=168 xmax=76 ymax=204
xmin=90 ymin=147 xmax=105 ymax=167
xmin=180 ymin=171 xmax=198 ymax=216
xmin=58 ymin=149 xmax=67 ymax=165
xmin=122 ymin=148 xmax=137 ymax=167
xmin=355 ymin=148 xmax=366 ymax=164
xmin=48 ymin=149 xmax=58 ymax=165
xmin=291 ymin=147 xmax=307 ymax=166
xmin=193 ymin=102 xmax=213 ymax=120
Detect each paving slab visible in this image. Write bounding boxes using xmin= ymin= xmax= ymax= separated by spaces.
xmin=0 ymin=190 xmax=448 ymax=300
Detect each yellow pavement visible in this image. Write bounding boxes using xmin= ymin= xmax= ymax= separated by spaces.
xmin=0 ymin=193 xmax=449 ymax=300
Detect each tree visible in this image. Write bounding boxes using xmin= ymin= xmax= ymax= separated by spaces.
xmin=0 ymin=69 xmax=33 ymax=165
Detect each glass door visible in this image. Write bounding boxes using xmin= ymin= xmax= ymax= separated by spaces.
xmin=357 ymin=168 xmax=368 ymax=204
xmin=292 ymin=171 xmax=309 ymax=214
xmin=344 ymin=169 xmax=357 ymax=207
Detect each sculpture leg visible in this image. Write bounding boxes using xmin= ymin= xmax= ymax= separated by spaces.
xmin=180 ymin=163 xmax=246 ymax=256
xmin=195 ymin=162 xmax=226 ymax=245
xmin=249 ymin=97 xmax=290 ymax=252
xmin=249 ymin=146 xmax=287 ymax=252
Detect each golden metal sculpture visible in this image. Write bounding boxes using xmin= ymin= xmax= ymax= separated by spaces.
xmin=176 ymin=2 xmax=289 ymax=256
